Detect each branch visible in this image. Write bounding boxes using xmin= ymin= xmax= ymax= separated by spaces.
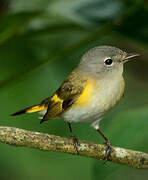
xmin=0 ymin=126 xmax=147 ymax=169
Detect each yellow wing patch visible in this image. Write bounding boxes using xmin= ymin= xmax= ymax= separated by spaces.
xmin=51 ymin=94 xmax=63 ymax=104
xmin=74 ymin=79 xmax=95 ymax=107
xmin=42 ymin=75 xmax=94 ymax=121
xmin=41 ymin=94 xmax=64 ymax=121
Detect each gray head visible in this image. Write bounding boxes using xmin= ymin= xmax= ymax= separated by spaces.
xmin=78 ymin=46 xmax=139 ymax=77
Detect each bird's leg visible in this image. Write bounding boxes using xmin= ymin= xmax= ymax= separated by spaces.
xmin=96 ymin=128 xmax=112 ymax=160
xmin=67 ymin=122 xmax=79 ymax=153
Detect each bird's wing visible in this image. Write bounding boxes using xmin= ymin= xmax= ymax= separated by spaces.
xmin=41 ymin=71 xmax=87 ymax=123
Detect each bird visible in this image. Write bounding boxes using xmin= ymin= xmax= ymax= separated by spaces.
xmin=12 ymin=46 xmax=139 ymax=159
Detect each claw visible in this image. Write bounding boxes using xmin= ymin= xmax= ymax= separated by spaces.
xmin=70 ymin=133 xmax=79 ymax=154
xmin=104 ymin=139 xmax=112 ymax=161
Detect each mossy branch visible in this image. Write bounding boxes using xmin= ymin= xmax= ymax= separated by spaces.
xmin=0 ymin=126 xmax=147 ymax=169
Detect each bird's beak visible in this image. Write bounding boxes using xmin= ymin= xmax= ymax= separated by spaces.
xmin=124 ymin=53 xmax=140 ymax=61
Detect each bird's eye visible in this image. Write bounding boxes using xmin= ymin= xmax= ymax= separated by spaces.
xmin=104 ymin=58 xmax=113 ymax=66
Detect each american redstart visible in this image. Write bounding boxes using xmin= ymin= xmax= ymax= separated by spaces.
xmin=12 ymin=46 xmax=139 ymax=158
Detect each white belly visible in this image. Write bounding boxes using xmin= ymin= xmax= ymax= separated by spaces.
xmin=60 ymin=76 xmax=124 ymax=123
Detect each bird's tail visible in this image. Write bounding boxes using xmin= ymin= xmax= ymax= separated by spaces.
xmin=11 ymin=104 xmax=47 ymax=116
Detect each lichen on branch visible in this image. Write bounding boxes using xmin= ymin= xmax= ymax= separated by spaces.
xmin=0 ymin=126 xmax=147 ymax=169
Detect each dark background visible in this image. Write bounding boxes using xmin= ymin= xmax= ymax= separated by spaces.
xmin=0 ymin=0 xmax=148 ymax=179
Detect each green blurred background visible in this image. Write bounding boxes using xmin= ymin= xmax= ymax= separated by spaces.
xmin=0 ymin=0 xmax=148 ymax=179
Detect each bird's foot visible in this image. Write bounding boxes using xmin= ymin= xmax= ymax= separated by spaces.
xmin=70 ymin=133 xmax=79 ymax=154
xmin=104 ymin=139 xmax=112 ymax=161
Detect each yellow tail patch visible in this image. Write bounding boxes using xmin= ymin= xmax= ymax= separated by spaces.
xmin=26 ymin=104 xmax=47 ymax=113
xmin=11 ymin=104 xmax=47 ymax=116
